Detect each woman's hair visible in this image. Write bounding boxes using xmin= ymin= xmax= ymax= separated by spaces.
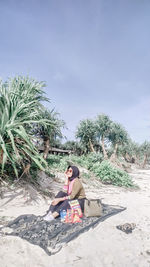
xmin=67 ymin=165 xmax=80 ymax=181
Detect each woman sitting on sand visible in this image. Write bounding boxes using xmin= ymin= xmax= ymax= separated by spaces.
xmin=43 ymin=165 xmax=86 ymax=221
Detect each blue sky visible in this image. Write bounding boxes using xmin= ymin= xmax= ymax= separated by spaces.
xmin=0 ymin=0 xmax=150 ymax=143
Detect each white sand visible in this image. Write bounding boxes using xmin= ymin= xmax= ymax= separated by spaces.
xmin=0 ymin=166 xmax=150 ymax=267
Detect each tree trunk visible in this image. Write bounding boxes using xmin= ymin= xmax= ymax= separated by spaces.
xmin=135 ymin=155 xmax=140 ymax=165
xmin=142 ymin=154 xmax=147 ymax=169
xmin=19 ymin=163 xmax=31 ymax=179
xmin=0 ymin=149 xmax=3 ymax=164
xmin=124 ymin=152 xmax=130 ymax=162
xmin=101 ymin=137 xmax=108 ymax=159
xmin=43 ymin=137 xmax=50 ymax=159
xmin=89 ymin=139 xmax=95 ymax=153
xmin=110 ymin=143 xmax=118 ymax=161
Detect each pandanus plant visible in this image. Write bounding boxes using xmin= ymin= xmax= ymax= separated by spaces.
xmin=33 ymin=108 xmax=65 ymax=159
xmin=95 ymin=114 xmax=112 ymax=159
xmin=0 ymin=76 xmax=55 ymax=177
xmin=109 ymin=122 xmax=129 ymax=161
xmin=76 ymin=119 xmax=97 ymax=153
xmin=140 ymin=141 xmax=150 ymax=168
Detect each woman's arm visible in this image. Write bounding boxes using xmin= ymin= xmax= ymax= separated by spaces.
xmin=66 ymin=179 xmax=82 ymax=200
xmin=52 ymin=180 xmax=83 ymax=204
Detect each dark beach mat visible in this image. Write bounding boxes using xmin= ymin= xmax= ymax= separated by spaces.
xmin=4 ymin=203 xmax=126 ymax=255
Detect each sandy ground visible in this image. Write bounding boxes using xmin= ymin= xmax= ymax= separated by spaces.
xmin=0 ymin=166 xmax=150 ymax=267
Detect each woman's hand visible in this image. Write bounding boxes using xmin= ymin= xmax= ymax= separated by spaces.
xmin=51 ymin=197 xmax=65 ymax=206
xmin=65 ymin=170 xmax=69 ymax=177
xmin=51 ymin=198 xmax=61 ymax=206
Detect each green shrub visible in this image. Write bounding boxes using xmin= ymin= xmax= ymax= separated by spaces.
xmin=46 ymin=154 xmax=61 ymax=166
xmin=69 ymin=155 xmax=85 ymax=166
xmin=45 ymin=155 xmax=133 ymax=188
xmin=46 ymin=154 xmax=68 ymax=172
xmin=70 ymin=152 xmax=103 ymax=170
xmin=91 ymin=160 xmax=134 ymax=187
xmin=84 ymin=152 xmax=103 ymax=169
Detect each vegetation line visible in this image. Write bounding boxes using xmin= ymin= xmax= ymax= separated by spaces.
xmin=0 ymin=76 xmax=150 ymax=189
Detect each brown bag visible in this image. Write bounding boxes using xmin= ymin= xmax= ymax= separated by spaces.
xmin=84 ymin=199 xmax=102 ymax=217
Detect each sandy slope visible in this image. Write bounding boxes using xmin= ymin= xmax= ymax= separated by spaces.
xmin=0 ymin=166 xmax=150 ymax=267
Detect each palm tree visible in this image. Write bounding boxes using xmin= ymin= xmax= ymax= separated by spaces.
xmin=34 ymin=108 xmax=65 ymax=159
xmin=140 ymin=141 xmax=150 ymax=168
xmin=109 ymin=122 xmax=129 ymax=160
xmin=0 ymin=76 xmax=55 ymax=177
xmin=95 ymin=114 xmax=112 ymax=159
xmin=131 ymin=142 xmax=142 ymax=164
xmin=76 ymin=119 xmax=97 ymax=153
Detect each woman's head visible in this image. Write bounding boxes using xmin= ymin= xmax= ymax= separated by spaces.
xmin=66 ymin=165 xmax=80 ymax=181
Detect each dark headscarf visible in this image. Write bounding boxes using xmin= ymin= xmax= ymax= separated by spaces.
xmin=67 ymin=165 xmax=80 ymax=181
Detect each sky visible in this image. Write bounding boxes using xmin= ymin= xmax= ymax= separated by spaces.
xmin=0 ymin=0 xmax=150 ymax=144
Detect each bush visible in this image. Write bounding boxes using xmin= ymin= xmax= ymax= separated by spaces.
xmin=45 ymin=155 xmax=134 ymax=188
xmin=91 ymin=160 xmax=134 ymax=187
xmin=70 ymin=152 xmax=103 ymax=170
xmin=84 ymin=152 xmax=104 ymax=169
xmin=46 ymin=154 xmax=68 ymax=171
xmin=46 ymin=155 xmax=61 ymax=166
